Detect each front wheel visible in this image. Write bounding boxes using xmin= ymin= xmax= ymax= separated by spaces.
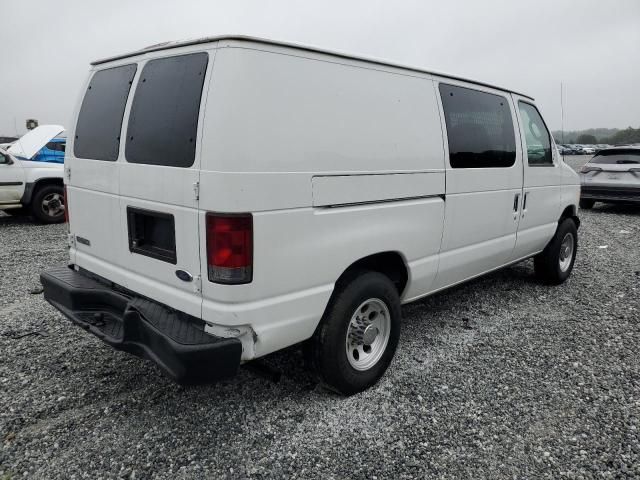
xmin=31 ymin=184 xmax=65 ymax=224
xmin=309 ymin=271 xmax=401 ymax=395
xmin=534 ymin=218 xmax=578 ymax=285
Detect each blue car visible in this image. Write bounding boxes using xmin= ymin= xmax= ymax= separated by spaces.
xmin=31 ymin=137 xmax=66 ymax=163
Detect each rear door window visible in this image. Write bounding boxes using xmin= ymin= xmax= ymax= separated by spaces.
xmin=518 ymin=102 xmax=553 ymax=166
xmin=439 ymin=83 xmax=516 ymax=168
xmin=125 ymin=53 xmax=208 ymax=168
xmin=74 ymin=64 xmax=137 ymax=161
xmin=590 ymin=149 xmax=640 ymax=164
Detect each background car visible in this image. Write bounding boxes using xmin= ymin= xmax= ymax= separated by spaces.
xmin=579 ymin=147 xmax=640 ymax=208
xmin=31 ymin=136 xmax=66 ymax=163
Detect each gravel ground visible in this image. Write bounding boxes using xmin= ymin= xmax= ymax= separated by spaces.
xmin=1 ymin=156 xmax=639 ymax=479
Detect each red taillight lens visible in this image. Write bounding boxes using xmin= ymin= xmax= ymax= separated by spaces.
xmin=206 ymin=213 xmax=253 ymax=284
xmin=63 ymin=185 xmax=69 ymax=223
xmin=580 ymin=165 xmax=602 ymax=173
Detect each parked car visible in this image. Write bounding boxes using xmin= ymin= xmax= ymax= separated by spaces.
xmin=579 ymin=147 xmax=640 ymax=208
xmin=31 ymin=136 xmax=66 ymax=163
xmin=40 ymin=36 xmax=581 ymax=394
xmin=561 ymin=145 xmax=580 ymax=155
xmin=558 ymin=145 xmax=575 ymax=156
xmin=0 ymin=144 xmax=65 ymax=223
xmin=581 ymin=146 xmax=596 ymax=155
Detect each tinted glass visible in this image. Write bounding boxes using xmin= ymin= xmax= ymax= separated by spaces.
xmin=46 ymin=141 xmax=66 ymax=152
xmin=74 ymin=64 xmax=137 ymax=161
xmin=439 ymin=84 xmax=516 ymax=168
xmin=518 ymin=102 xmax=552 ymax=166
xmin=591 ymin=149 xmax=640 ymax=164
xmin=125 ymin=53 xmax=208 ymax=168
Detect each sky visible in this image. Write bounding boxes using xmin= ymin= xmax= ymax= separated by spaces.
xmin=1 ymin=0 xmax=638 ymax=136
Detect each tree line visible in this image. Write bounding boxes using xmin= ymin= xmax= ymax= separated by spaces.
xmin=552 ymin=127 xmax=640 ymax=145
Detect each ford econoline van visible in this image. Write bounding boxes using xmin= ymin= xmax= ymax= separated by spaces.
xmin=41 ymin=36 xmax=581 ymax=394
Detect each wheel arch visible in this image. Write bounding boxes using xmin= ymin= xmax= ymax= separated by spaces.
xmin=335 ymin=251 xmax=410 ymax=298
xmin=21 ymin=177 xmax=64 ymax=205
xmin=559 ymin=204 xmax=580 ymax=229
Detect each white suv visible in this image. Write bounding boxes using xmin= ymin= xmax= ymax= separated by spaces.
xmin=1 ymin=125 xmax=66 ymax=223
xmin=41 ymin=36 xmax=581 ymax=394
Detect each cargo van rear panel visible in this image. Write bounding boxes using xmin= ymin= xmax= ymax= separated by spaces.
xmin=67 ymin=47 xmax=215 ymax=319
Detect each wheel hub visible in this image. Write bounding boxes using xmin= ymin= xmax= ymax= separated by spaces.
xmin=558 ymin=233 xmax=574 ymax=272
xmin=362 ymin=324 xmax=379 ymax=346
xmin=345 ymin=298 xmax=391 ymax=371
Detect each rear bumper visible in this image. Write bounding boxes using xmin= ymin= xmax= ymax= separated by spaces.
xmin=581 ymin=185 xmax=640 ymax=203
xmin=40 ymin=265 xmax=242 ymax=384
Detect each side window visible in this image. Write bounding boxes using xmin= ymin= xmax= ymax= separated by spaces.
xmin=74 ymin=64 xmax=137 ymax=161
xmin=46 ymin=141 xmax=64 ymax=151
xmin=518 ymin=102 xmax=552 ymax=166
xmin=0 ymin=152 xmax=10 ymax=165
xmin=439 ymin=83 xmax=516 ymax=168
xmin=125 ymin=52 xmax=209 ymax=168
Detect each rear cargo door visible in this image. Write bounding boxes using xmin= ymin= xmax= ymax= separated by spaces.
xmin=68 ymin=63 xmax=138 ymax=280
xmin=117 ymin=51 xmax=212 ymax=318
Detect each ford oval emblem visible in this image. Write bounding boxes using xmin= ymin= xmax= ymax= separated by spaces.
xmin=175 ymin=270 xmax=193 ymax=282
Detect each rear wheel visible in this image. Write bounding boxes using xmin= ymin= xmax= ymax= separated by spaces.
xmin=579 ymin=199 xmax=595 ymax=209
xmin=310 ymin=271 xmax=401 ymax=395
xmin=31 ymin=184 xmax=65 ymax=224
xmin=534 ymin=218 xmax=578 ymax=285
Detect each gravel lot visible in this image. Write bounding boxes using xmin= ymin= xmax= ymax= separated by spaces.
xmin=1 ymin=156 xmax=639 ymax=479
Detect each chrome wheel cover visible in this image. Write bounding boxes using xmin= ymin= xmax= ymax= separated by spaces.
xmin=345 ymin=298 xmax=391 ymax=371
xmin=559 ymin=233 xmax=574 ymax=272
xmin=42 ymin=192 xmax=65 ymax=218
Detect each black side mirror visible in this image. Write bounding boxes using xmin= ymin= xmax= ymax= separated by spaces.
xmin=0 ymin=153 xmax=14 ymax=165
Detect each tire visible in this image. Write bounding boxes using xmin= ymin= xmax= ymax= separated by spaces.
xmin=30 ymin=184 xmax=65 ymax=224
xmin=309 ymin=270 xmax=401 ymax=395
xmin=579 ymin=199 xmax=595 ymax=209
xmin=534 ymin=218 xmax=578 ymax=285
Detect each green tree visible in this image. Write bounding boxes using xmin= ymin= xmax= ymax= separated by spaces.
xmin=576 ymin=134 xmax=597 ymax=144
xmin=608 ymin=127 xmax=640 ymax=145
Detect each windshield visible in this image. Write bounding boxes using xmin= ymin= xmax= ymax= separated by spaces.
xmin=591 ymin=149 xmax=640 ymax=164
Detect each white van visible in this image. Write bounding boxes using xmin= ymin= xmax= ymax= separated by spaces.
xmin=41 ymin=36 xmax=580 ymax=394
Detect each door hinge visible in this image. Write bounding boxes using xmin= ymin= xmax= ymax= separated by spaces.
xmin=193 ymin=181 xmax=200 ymax=201
xmin=65 ymin=167 xmax=71 ymax=181
xmin=193 ymin=275 xmax=202 ymax=293
xmin=67 ymin=234 xmax=76 ymax=248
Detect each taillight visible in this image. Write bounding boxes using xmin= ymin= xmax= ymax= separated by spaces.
xmin=206 ymin=213 xmax=253 ymax=284
xmin=580 ymin=165 xmax=602 ymax=173
xmin=64 ymin=185 xmax=69 ymax=223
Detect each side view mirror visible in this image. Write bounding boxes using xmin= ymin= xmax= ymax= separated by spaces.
xmin=0 ymin=153 xmax=13 ymax=165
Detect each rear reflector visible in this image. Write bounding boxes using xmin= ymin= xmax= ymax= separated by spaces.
xmin=206 ymin=213 xmax=253 ymax=284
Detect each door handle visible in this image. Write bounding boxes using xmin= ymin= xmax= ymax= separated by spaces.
xmin=513 ymin=193 xmax=520 ymax=212
xmin=522 ymin=192 xmax=528 ymax=218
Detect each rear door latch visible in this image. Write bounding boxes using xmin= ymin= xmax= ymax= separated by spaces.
xmin=193 ymin=181 xmax=200 ymax=201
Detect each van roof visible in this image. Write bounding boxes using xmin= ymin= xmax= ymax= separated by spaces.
xmin=91 ymin=35 xmax=534 ymax=100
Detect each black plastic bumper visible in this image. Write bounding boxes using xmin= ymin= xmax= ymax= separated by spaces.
xmin=40 ymin=266 xmax=242 ymax=384
xmin=581 ymin=186 xmax=640 ymax=203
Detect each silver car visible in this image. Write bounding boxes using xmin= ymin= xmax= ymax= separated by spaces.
xmin=579 ymin=147 xmax=640 ymax=209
